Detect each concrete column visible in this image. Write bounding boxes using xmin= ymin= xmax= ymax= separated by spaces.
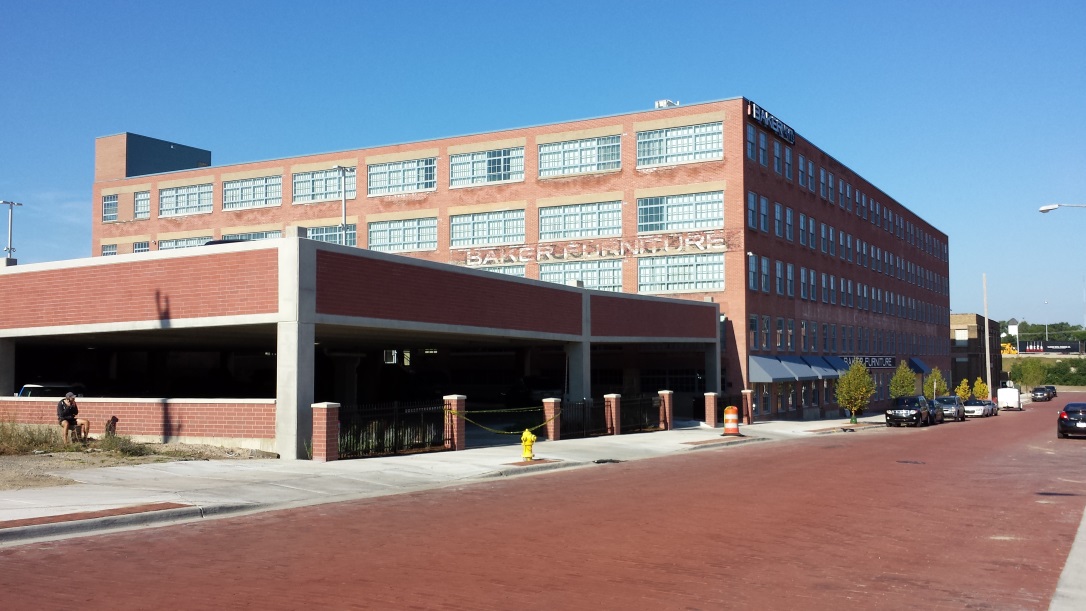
xmin=565 ymin=340 xmax=591 ymax=403
xmin=543 ymin=398 xmax=561 ymax=441
xmin=704 ymin=344 xmax=722 ymax=393
xmin=332 ymin=356 xmax=360 ymax=406
xmin=704 ymin=392 xmax=720 ymax=427
xmin=444 ymin=395 xmax=467 ymax=451
xmin=311 ymin=402 xmax=339 ymax=462
xmin=658 ymin=390 xmax=673 ymax=431
xmin=0 ymin=339 xmax=14 ymax=396
xmin=276 ymin=321 xmax=315 ymax=459
xmin=604 ymin=393 xmax=621 ymax=435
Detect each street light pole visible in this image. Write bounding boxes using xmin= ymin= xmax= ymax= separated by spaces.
xmin=1039 ymin=203 xmax=1086 ymax=213
xmin=1 ymin=200 xmax=24 ymax=262
xmin=1044 ymin=299 xmax=1049 ymax=342
xmin=331 ymin=165 xmax=354 ymax=246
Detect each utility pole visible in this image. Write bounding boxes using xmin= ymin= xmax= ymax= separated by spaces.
xmin=983 ymin=274 xmax=992 ymax=399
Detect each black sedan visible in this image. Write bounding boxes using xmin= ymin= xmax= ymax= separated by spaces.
xmin=1058 ymin=403 xmax=1086 ymax=439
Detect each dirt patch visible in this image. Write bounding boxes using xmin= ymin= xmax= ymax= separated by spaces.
xmin=0 ymin=443 xmax=276 ymax=490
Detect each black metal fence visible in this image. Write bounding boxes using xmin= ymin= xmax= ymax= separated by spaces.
xmin=559 ymin=398 xmax=607 ymax=439
xmin=620 ymin=394 xmax=664 ymax=433
xmin=337 ymin=399 xmax=448 ymax=459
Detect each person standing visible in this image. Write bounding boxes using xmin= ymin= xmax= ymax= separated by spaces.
xmin=57 ymin=392 xmax=90 ymax=443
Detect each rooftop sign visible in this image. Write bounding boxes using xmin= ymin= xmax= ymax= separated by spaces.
xmin=748 ymin=102 xmax=796 ymax=145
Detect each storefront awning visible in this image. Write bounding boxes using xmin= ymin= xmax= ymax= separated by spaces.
xmin=823 ymin=356 xmax=851 ymax=373
xmin=801 ymin=356 xmax=840 ymax=379
xmin=777 ymin=355 xmax=820 ymax=381
xmin=908 ymin=357 xmax=932 ymax=374
xmin=748 ymin=355 xmax=798 ymax=383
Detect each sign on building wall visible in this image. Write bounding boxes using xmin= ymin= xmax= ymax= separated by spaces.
xmin=841 ymin=356 xmax=897 ymax=369
xmin=456 ymin=229 xmax=728 ymax=267
xmin=748 ymin=102 xmax=796 ymax=145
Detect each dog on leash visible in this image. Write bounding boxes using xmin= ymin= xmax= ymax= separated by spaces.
xmin=105 ymin=416 xmax=118 ymax=437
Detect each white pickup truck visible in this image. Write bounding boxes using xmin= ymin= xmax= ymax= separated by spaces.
xmin=997 ymin=387 xmax=1022 ymax=411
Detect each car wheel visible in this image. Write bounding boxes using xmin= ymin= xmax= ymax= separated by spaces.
xmin=1059 ymin=431 xmax=1068 ymax=439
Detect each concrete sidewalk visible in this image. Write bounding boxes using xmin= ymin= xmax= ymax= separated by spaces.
xmin=0 ymin=414 xmax=886 ymax=545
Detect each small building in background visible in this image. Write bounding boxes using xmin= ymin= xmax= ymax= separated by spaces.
xmin=950 ymin=313 xmax=1003 ymax=394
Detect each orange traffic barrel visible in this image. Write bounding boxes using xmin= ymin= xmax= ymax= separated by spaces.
xmin=723 ymin=405 xmax=741 ymax=436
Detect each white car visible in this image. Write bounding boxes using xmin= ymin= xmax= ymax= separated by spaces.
xmin=964 ymin=399 xmax=990 ymax=417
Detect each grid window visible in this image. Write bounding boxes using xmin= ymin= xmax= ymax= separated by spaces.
xmin=450 ymin=209 xmax=525 ymax=247
xmin=773 ymin=141 xmax=782 ymax=173
xmin=539 ymin=136 xmax=620 ymax=177
xmin=367 ymin=217 xmax=438 ymax=252
xmin=638 ymin=253 xmax=724 ymax=293
xmin=159 ymin=184 xmax=213 ymax=217
xmin=748 ymin=254 xmax=758 ymax=290
xmin=757 ymin=132 xmax=767 ymax=166
xmin=785 ymin=208 xmax=794 ymax=241
xmin=786 ymin=263 xmax=795 ymax=297
xmin=773 ymin=203 xmax=783 ymax=237
xmin=102 ymin=195 xmax=118 ymax=222
xmin=477 ymin=265 xmax=526 ymax=277
xmin=749 ymin=315 xmax=758 ymax=349
xmin=308 ymin=224 xmax=357 ymax=246
xmin=775 ymin=261 xmax=784 ymax=295
xmin=637 ymin=191 xmax=723 ymax=233
xmin=450 ymin=148 xmax=524 ymax=186
xmin=800 ymin=267 xmax=808 ymax=300
xmin=158 ymin=237 xmax=211 ymax=250
xmin=799 ymin=214 xmax=807 ymax=246
xmin=133 ymin=241 xmax=150 ymax=253
xmin=101 ymin=244 xmax=117 ymax=256
xmin=367 ymin=157 xmax=436 ymax=195
xmin=293 ymin=168 xmax=356 ymax=204
xmin=760 ymin=257 xmax=770 ymax=293
xmin=798 ymin=154 xmax=807 ymax=187
xmin=221 ymin=230 xmax=282 ymax=241
xmin=746 ymin=124 xmax=756 ymax=160
xmin=636 ymin=122 xmax=723 ymax=167
xmin=223 ymin=175 xmax=282 ymax=210
xmin=784 ymin=147 xmax=793 ymax=180
xmin=807 ymin=160 xmax=815 ymax=192
xmin=759 ymin=197 xmax=769 ymax=232
xmin=541 ymin=260 xmax=623 ymax=292
xmin=540 ymin=201 xmax=622 ymax=240
xmin=762 ymin=316 xmax=770 ymax=349
xmin=747 ymin=192 xmax=757 ymax=229
xmin=134 ymin=191 xmax=150 ymax=219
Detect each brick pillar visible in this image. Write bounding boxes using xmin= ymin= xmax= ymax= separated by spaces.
xmin=311 ymin=402 xmax=339 ymax=462
xmin=543 ymin=398 xmax=561 ymax=441
xmin=658 ymin=390 xmax=674 ymax=431
xmin=704 ymin=392 xmax=720 ymax=427
xmin=604 ymin=394 xmax=621 ymax=435
xmin=444 ymin=395 xmax=467 ymax=451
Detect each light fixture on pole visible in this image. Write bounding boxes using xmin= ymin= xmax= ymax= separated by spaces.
xmin=1039 ymin=203 xmax=1086 ymax=213
xmin=1 ymin=200 xmax=23 ymax=264
xmin=330 ymin=165 xmax=355 ymax=246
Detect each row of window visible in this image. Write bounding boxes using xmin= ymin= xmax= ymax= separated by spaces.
xmin=103 ymin=122 xmax=725 ymax=223
xmin=746 ymin=122 xmax=947 ymax=264
xmin=747 ymin=314 xmax=948 ymax=357
xmin=747 ymin=191 xmax=949 ymax=297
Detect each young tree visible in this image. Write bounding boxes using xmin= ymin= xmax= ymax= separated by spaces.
xmin=955 ymin=378 xmax=972 ymax=402
xmin=972 ymin=377 xmax=989 ymax=401
xmin=889 ymin=362 xmax=917 ymax=399
xmin=924 ymin=368 xmax=948 ymax=400
xmin=837 ymin=360 xmax=876 ymax=424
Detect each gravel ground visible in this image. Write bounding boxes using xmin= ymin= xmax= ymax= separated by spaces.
xmin=0 ymin=443 xmax=275 ymax=490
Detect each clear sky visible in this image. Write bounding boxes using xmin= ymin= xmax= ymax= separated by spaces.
xmin=2 ymin=0 xmax=1083 ymax=327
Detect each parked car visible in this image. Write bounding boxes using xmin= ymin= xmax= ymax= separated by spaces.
xmin=1045 ymin=385 xmax=1058 ymax=399
xmin=14 ymin=383 xmax=86 ymax=397
xmin=1031 ymin=387 xmax=1051 ymax=402
xmin=934 ymin=395 xmax=966 ymax=422
xmin=1057 ymin=402 xmax=1086 ymax=438
xmin=928 ymin=399 xmax=945 ymax=425
xmin=997 ymin=387 xmax=1022 ymax=410
xmin=964 ymin=399 xmax=991 ymax=418
xmin=886 ymin=395 xmax=931 ymax=427
xmin=983 ymin=399 xmax=999 ymax=416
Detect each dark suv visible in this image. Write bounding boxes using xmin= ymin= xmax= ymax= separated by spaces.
xmin=1045 ymin=385 xmax=1058 ymax=399
xmin=886 ymin=395 xmax=932 ymax=427
xmin=1032 ymin=387 xmax=1051 ymax=402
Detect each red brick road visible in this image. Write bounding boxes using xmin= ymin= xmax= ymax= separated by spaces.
xmin=2 ymin=396 xmax=1084 ymax=610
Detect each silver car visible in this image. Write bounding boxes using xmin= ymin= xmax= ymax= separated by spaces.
xmin=934 ymin=396 xmax=966 ymax=422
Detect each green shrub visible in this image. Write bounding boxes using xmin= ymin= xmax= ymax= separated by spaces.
xmin=0 ymin=421 xmax=66 ymax=455
xmin=96 ymin=434 xmax=151 ymax=456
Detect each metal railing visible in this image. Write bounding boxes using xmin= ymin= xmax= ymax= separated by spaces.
xmin=620 ymin=394 xmax=664 ymax=433
xmin=338 ymin=399 xmax=448 ymax=459
xmin=559 ymin=398 xmax=607 ymax=439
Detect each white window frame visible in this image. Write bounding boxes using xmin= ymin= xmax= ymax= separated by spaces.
xmin=293 ymin=168 xmax=356 ymax=204
xmin=637 ymin=253 xmax=724 ymax=294
xmin=450 ymin=209 xmax=525 ymax=247
xmin=636 ymin=191 xmax=723 ymax=233
xmin=223 ymin=175 xmax=283 ymax=210
xmin=539 ymin=201 xmax=622 ymax=241
xmin=449 ymin=148 xmax=524 ymax=187
xmin=367 ymin=217 xmax=438 ymax=253
xmin=538 ymin=136 xmax=620 ymax=177
xmin=540 ymin=259 xmax=623 ymax=292
xmin=102 ymin=194 xmax=118 ymax=222
xmin=636 ymin=121 xmax=723 ymax=167
xmin=134 ymin=191 xmax=150 ymax=219
xmin=367 ymin=157 xmax=437 ymax=195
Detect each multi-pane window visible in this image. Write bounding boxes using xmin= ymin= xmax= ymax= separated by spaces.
xmin=748 ymin=254 xmax=758 ymax=290
xmin=101 ymin=244 xmax=117 ymax=256
xmin=221 ymin=230 xmax=282 ymax=241
xmin=747 ymin=192 xmax=757 ymax=229
xmin=784 ymin=147 xmax=793 ymax=180
xmin=787 ymin=319 xmax=795 ymax=351
xmin=798 ymin=154 xmax=807 ymax=188
xmin=308 ymin=224 xmax=357 ymax=246
xmin=773 ymin=203 xmax=783 ymax=237
xmin=785 ymin=208 xmax=794 ymax=241
xmin=541 ymin=260 xmax=622 ymax=292
xmin=775 ymin=261 xmax=784 ymax=295
xmin=293 ymin=168 xmax=356 ymax=204
xmin=477 ymin=265 xmax=526 ymax=277
xmin=159 ymin=184 xmax=213 ymax=217
xmin=757 ymin=132 xmax=768 ymax=166
xmin=158 ymin=237 xmax=211 ymax=250
xmin=773 ymin=141 xmax=782 ymax=173
xmin=450 ymin=148 xmax=524 ymax=186
xmin=134 ymin=191 xmax=150 ymax=219
xmin=540 ymin=201 xmax=622 ymax=241
xmin=133 ymin=241 xmax=150 ymax=253
xmin=638 ymin=253 xmax=723 ymax=293
xmin=806 ymin=160 xmax=815 ymax=192
xmin=786 ymin=263 xmax=795 ymax=297
xmin=367 ymin=217 xmax=438 ymax=252
xmin=762 ymin=316 xmax=770 ymax=349
xmin=775 ymin=318 xmax=784 ymax=349
xmin=223 ymin=175 xmax=282 ymax=210
xmin=800 ymin=267 xmax=808 ymax=299
xmin=538 ymin=136 xmax=620 ymax=176
xmin=760 ymin=256 xmax=770 ymax=293
xmin=799 ymin=214 xmax=807 ymax=246
xmin=759 ymin=197 xmax=769 ymax=232
xmin=367 ymin=157 xmax=437 ymax=195
xmin=636 ymin=122 xmax=722 ymax=167
xmin=450 ymin=209 xmax=525 ymax=247
xmin=637 ymin=191 xmax=723 ymax=233
xmin=102 ymin=195 xmax=118 ymax=222
xmin=745 ymin=124 xmax=756 ymax=160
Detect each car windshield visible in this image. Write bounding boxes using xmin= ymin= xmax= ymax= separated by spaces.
xmin=893 ymin=397 xmax=923 ymax=407
xmin=964 ymin=400 xmax=984 ymax=405
xmin=935 ymin=397 xmax=956 ymax=405
xmin=1033 ymin=388 xmax=1047 ymax=392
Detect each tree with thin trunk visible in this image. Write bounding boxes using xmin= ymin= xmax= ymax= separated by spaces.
xmin=972 ymin=378 xmax=990 ymax=401
xmin=889 ymin=362 xmax=917 ymax=399
xmin=924 ymin=368 xmax=948 ymax=400
xmin=955 ymin=379 xmax=972 ymax=402
xmin=837 ymin=360 xmax=876 ymax=424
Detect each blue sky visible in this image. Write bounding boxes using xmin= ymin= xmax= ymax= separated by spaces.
xmin=2 ymin=0 xmax=1084 ymax=327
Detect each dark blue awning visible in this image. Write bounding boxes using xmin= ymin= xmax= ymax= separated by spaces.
xmin=801 ymin=356 xmax=840 ymax=379
xmin=748 ymin=356 xmax=798 ymax=383
xmin=908 ymin=358 xmax=932 ymax=374
xmin=823 ymin=356 xmax=851 ymax=373
xmin=778 ymin=355 xmax=820 ymax=381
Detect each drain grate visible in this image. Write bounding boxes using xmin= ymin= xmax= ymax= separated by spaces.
xmin=896 ymin=460 xmax=925 ymax=464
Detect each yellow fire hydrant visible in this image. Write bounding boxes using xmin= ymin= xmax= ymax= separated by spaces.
xmin=521 ymin=429 xmax=536 ymax=461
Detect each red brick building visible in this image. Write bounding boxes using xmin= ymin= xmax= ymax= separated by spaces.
xmin=89 ymin=97 xmax=950 ymax=419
